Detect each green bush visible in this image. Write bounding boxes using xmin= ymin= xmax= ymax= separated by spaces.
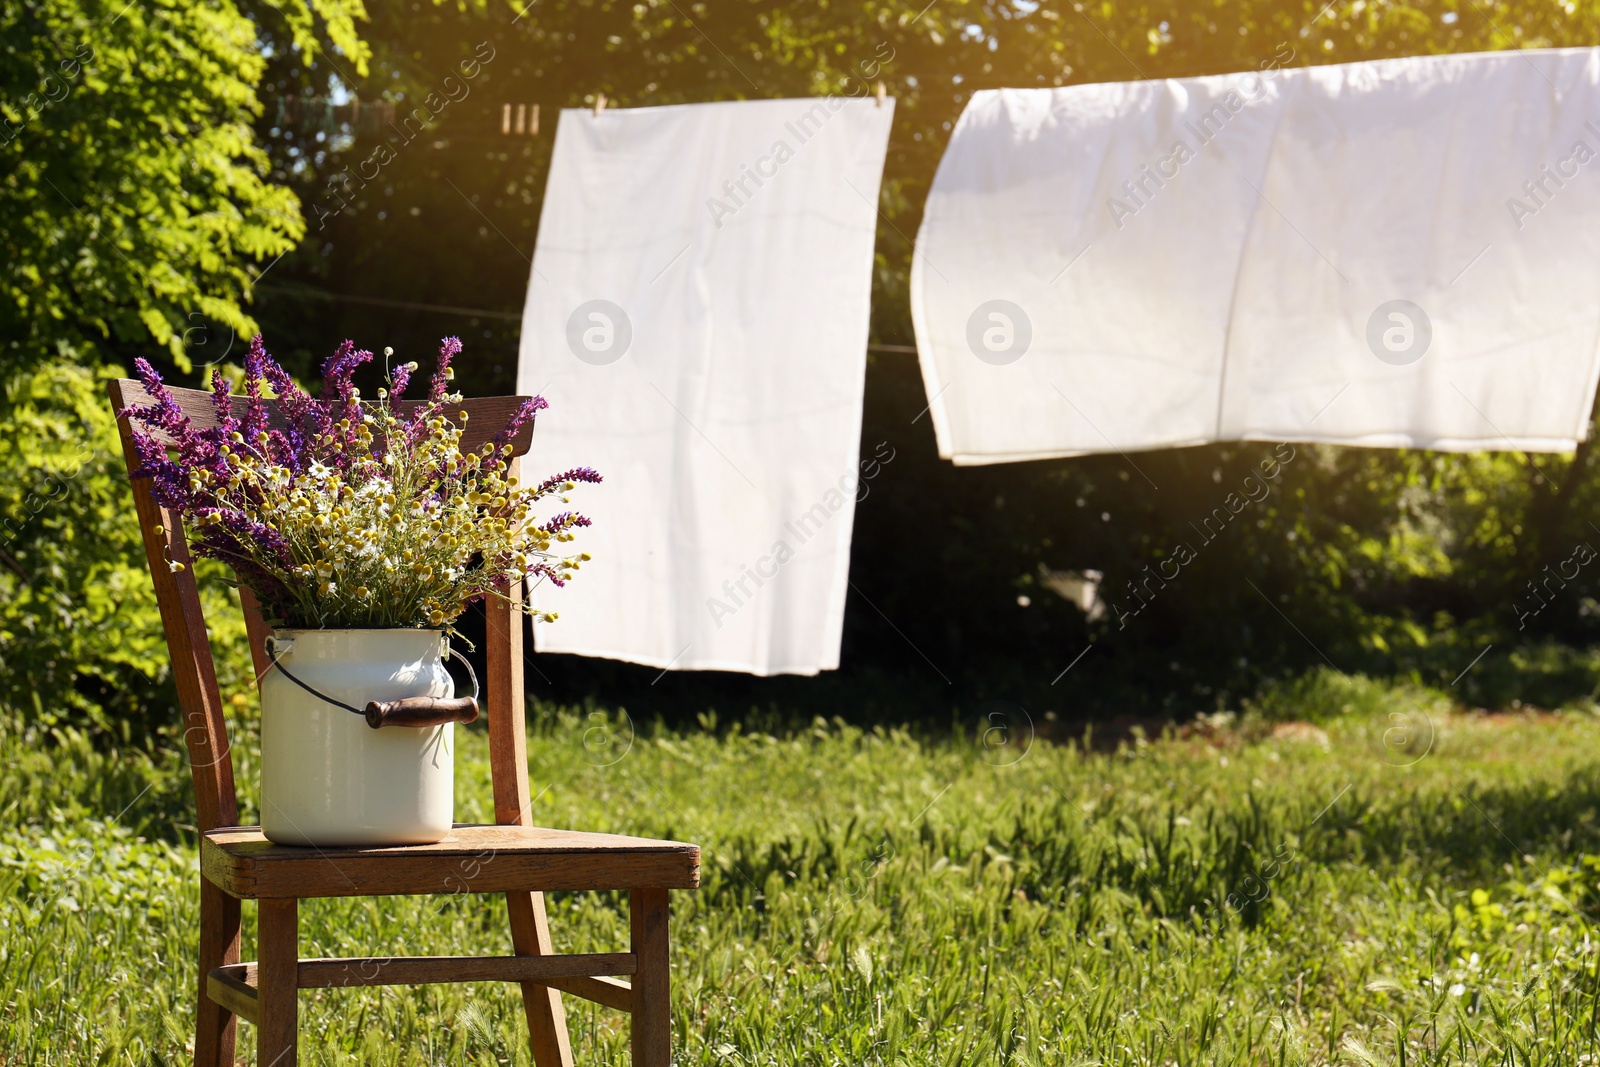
xmin=1455 ymin=642 xmax=1600 ymax=713
xmin=0 ymin=360 xmax=250 ymax=745
xmin=1244 ymin=666 xmax=1453 ymax=726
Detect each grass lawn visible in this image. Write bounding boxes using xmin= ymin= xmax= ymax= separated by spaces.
xmin=3 ymin=691 xmax=1600 ymax=1065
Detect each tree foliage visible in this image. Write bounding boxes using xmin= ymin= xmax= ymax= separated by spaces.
xmin=0 ymin=361 xmax=251 ymax=741
xmin=0 ymin=0 xmax=369 ymax=380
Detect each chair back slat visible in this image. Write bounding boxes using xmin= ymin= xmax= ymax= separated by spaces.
xmin=110 ymin=380 xmax=239 ymax=831
xmin=485 ymin=500 xmax=535 ymax=826
xmin=109 ymin=378 xmax=543 ymax=836
xmin=238 ymin=587 xmax=274 ymax=687
xmin=113 ymin=380 xmax=537 ymax=458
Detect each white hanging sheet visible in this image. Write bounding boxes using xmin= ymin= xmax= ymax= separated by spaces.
xmin=912 ymin=49 xmax=1600 ymax=464
xmin=518 ymin=98 xmax=894 ymax=674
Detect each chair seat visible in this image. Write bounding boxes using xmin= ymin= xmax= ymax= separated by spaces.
xmin=202 ymin=824 xmax=701 ymax=899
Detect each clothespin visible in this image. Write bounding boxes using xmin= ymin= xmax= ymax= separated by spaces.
xmin=875 ymin=81 xmax=886 ymax=107
xmin=500 ymin=103 xmax=541 ymax=136
xmin=593 ymin=92 xmax=607 ymax=117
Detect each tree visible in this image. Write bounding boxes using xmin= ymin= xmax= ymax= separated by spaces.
xmin=0 ymin=0 xmax=368 ymax=734
xmin=0 ymin=0 xmax=370 ymax=383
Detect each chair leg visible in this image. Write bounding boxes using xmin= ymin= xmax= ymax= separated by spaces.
xmin=195 ymin=880 xmax=240 ymax=1067
xmin=506 ymin=890 xmax=574 ymax=1067
xmin=630 ymin=890 xmax=671 ymax=1067
xmin=257 ymin=898 xmax=299 ymax=1067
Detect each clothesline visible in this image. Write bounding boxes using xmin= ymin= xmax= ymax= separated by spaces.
xmin=269 ymin=84 xmax=888 ymax=139
xmin=253 ymin=284 xmax=523 ymax=321
xmin=253 ymin=284 xmax=918 ymax=353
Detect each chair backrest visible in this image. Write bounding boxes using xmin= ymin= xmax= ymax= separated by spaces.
xmin=108 ymin=378 xmax=541 ymax=834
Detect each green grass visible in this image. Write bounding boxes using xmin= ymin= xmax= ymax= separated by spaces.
xmin=4 ymin=687 xmax=1600 ymax=1065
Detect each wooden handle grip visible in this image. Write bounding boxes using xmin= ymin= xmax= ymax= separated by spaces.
xmin=364 ymin=696 xmax=480 ymax=729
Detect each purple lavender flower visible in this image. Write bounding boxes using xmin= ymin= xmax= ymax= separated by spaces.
xmin=492 ymin=395 xmax=550 ymax=454
xmin=258 ymin=339 xmax=318 ymax=468
xmin=428 ymin=336 xmax=463 ymax=402
xmin=389 ymin=360 xmax=416 ymax=401
xmin=537 ymin=511 xmax=594 ymax=537
xmin=130 ymin=357 xmax=191 ymax=439
xmin=321 ymin=340 xmax=366 ymax=403
xmin=209 ymin=369 xmax=239 ymax=437
xmin=241 ymin=335 xmax=269 ymax=441
xmin=531 ymin=466 xmax=604 ymax=497
xmin=526 ymin=560 xmax=571 ymax=587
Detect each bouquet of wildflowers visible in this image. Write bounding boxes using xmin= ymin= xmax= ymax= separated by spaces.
xmin=124 ymin=335 xmax=600 ymax=631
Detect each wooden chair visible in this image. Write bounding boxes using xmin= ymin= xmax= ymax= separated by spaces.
xmin=108 ymin=379 xmax=700 ymax=1067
